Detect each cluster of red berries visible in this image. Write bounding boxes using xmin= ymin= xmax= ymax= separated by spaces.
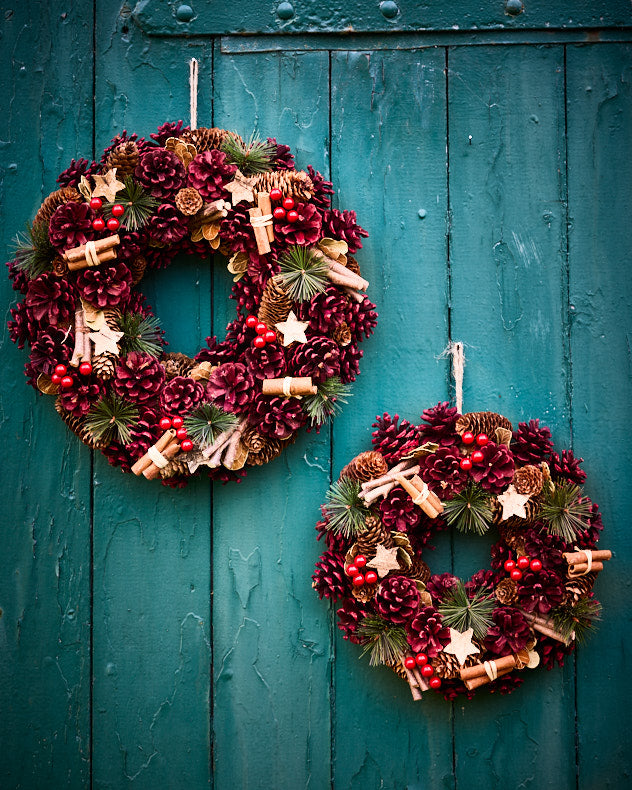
xmin=459 ymin=431 xmax=490 ymax=470
xmin=345 ymin=554 xmax=378 ymax=587
xmin=503 ymin=554 xmax=542 ymax=581
xmin=158 ymin=415 xmax=193 ymax=452
xmin=51 ymin=361 xmax=92 ymax=388
xmin=269 ymin=188 xmax=299 ymax=223
xmin=403 ymin=652 xmax=442 ymax=689
xmin=89 ymin=196 xmax=124 ymax=232
xmin=245 ymin=314 xmax=277 ymax=349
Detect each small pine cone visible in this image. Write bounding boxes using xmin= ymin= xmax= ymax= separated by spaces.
xmin=34 ymin=186 xmax=81 ymax=228
xmin=495 ymin=577 xmax=518 ymax=605
xmin=513 ymin=464 xmax=544 ymax=496
xmin=346 ymin=256 xmax=361 ymax=276
xmin=102 ymin=308 xmax=122 ymax=329
xmin=565 ymin=574 xmax=597 ymax=604
xmin=242 ymin=426 xmax=284 ymax=466
xmin=252 ymin=170 xmax=314 ymax=202
xmin=387 ymin=659 xmax=409 ymax=681
xmin=351 ymin=580 xmax=379 ymax=603
xmin=355 ymin=515 xmax=393 ymax=556
xmin=91 ymin=352 xmax=117 ymax=381
xmin=456 ymin=411 xmax=513 ymax=438
xmin=332 ymin=322 xmax=352 ymax=347
xmin=162 ymin=352 xmax=196 ymax=379
xmin=54 ymin=398 xmax=108 ymax=449
xmin=257 ymin=275 xmax=292 ymax=328
xmin=492 ymin=496 xmax=540 ymax=528
xmin=175 ymin=187 xmax=203 ymax=216
xmin=401 ymin=556 xmax=431 ymax=585
xmin=129 ymin=255 xmax=147 ymax=286
xmin=431 ymin=651 xmax=462 ymax=680
xmin=52 ymin=257 xmax=69 ymax=277
xmin=180 ymin=127 xmax=238 ymax=153
xmin=103 ymin=141 xmax=139 ymax=178
xmin=497 ymin=523 xmax=527 ymax=555
xmin=160 ymin=457 xmax=191 ymax=479
xmin=340 ymin=450 xmax=388 ymax=483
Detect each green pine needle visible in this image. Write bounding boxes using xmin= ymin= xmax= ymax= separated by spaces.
xmin=13 ymin=222 xmax=56 ymax=278
xmin=357 ymin=615 xmax=409 ymax=667
xmin=278 ymin=246 xmax=329 ymax=303
xmin=221 ymin=131 xmax=277 ymax=175
xmin=302 ymin=376 xmax=352 ymax=427
xmin=118 ymin=312 xmax=163 ymax=357
xmin=540 ymin=481 xmax=591 ymax=543
xmin=85 ymin=395 xmax=139 ymax=445
xmin=183 ymin=403 xmax=239 ymax=449
xmin=443 ymin=482 xmax=493 ymax=536
xmin=550 ymin=597 xmax=602 ymax=644
xmin=438 ymin=580 xmax=495 ymax=640
xmin=324 ymin=476 xmax=369 ymax=539
xmin=103 ymin=177 xmax=158 ymax=231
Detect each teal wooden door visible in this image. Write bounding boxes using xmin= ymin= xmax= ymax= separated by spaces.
xmin=1 ymin=2 xmax=631 ymax=788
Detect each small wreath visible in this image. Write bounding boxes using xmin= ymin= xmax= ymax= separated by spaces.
xmin=313 ymin=403 xmax=610 ymax=700
xmin=7 ymin=122 xmax=376 ymax=486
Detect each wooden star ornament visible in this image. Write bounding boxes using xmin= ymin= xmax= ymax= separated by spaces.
xmin=91 ymin=168 xmax=125 ymax=202
xmin=443 ymin=627 xmax=480 ymax=666
xmin=224 ymin=169 xmax=257 ymax=205
xmin=366 ymin=543 xmax=401 ymax=578
xmin=88 ymin=324 xmax=124 ymax=356
xmin=275 ymin=311 xmax=309 ymax=346
xmin=497 ymin=484 xmax=531 ymax=521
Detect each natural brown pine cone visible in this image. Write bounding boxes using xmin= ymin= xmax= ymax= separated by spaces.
xmin=180 ymin=127 xmax=238 ymax=153
xmin=160 ymin=457 xmax=191 ymax=479
xmin=387 ymin=659 xmax=409 ymax=681
xmin=340 ymin=450 xmax=388 ymax=483
xmin=55 ymin=398 xmax=108 ymax=449
xmin=175 ymin=187 xmax=203 ymax=216
xmin=242 ymin=426 xmax=284 ymax=466
xmin=513 ymin=464 xmax=544 ymax=496
xmin=355 ymin=514 xmax=393 ymax=556
xmin=497 ymin=523 xmax=527 ymax=555
xmin=103 ymin=141 xmax=139 ymax=178
xmin=128 ymin=255 xmax=147 ymax=286
xmin=161 ymin=352 xmax=196 ymax=379
xmin=400 ymin=556 xmax=431 ymax=585
xmin=252 ymin=170 xmax=314 ymax=202
xmin=495 ymin=577 xmax=519 ymax=605
xmin=91 ymin=352 xmax=117 ymax=381
xmin=565 ymin=574 xmax=597 ymax=604
xmin=102 ymin=308 xmax=122 ymax=329
xmin=331 ymin=322 xmax=352 ymax=347
xmin=34 ymin=186 xmax=81 ymax=228
xmin=432 ymin=650 xmax=480 ymax=679
xmin=492 ymin=496 xmax=540 ymax=529
xmin=346 ymin=256 xmax=361 ymax=276
xmin=456 ymin=411 xmax=513 ymax=438
xmin=257 ymin=275 xmax=292 ymax=328
xmin=351 ymin=580 xmax=378 ymax=603
xmin=52 ymin=257 xmax=69 ymax=277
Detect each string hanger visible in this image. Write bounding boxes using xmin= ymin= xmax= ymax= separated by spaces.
xmin=189 ymin=58 xmax=199 ymax=131
xmin=439 ymin=341 xmax=465 ymax=414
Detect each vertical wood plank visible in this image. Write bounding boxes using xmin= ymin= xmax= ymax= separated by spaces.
xmin=0 ymin=2 xmax=93 ymax=786
xmin=448 ymin=44 xmax=576 ymax=788
xmin=330 ymin=49 xmax=454 ymax=789
xmin=566 ymin=42 xmax=632 ymax=789
xmin=91 ymin=7 xmax=212 ymax=788
xmin=211 ymin=48 xmax=333 ymax=790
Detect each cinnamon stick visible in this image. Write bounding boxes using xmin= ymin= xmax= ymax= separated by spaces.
xmin=248 ymin=207 xmax=272 ymax=255
xmin=522 ymin=611 xmax=573 ymax=645
xmin=142 ymin=437 xmax=181 ymax=480
xmin=67 ymin=247 xmax=118 ymax=272
xmin=404 ymin=665 xmax=429 ymax=700
xmin=395 ymin=474 xmax=443 ymax=518
xmin=70 ymin=309 xmax=88 ymax=367
xmin=64 ymin=234 xmax=120 ymax=265
xmin=460 ymin=650 xmax=529 ymax=690
xmin=343 ymin=286 xmax=366 ymax=303
xmin=327 ymin=258 xmax=370 ymax=291
xmin=360 ymin=460 xmax=419 ymax=492
xmin=257 ymin=192 xmax=274 ymax=243
xmin=262 ymin=377 xmax=317 ymax=397
xmin=463 ymin=666 xmax=514 ymax=690
xmin=568 ymin=561 xmax=604 ymax=576
xmin=131 ymin=429 xmax=176 ymax=475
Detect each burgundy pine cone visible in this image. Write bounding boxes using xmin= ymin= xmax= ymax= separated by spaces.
xmin=48 ymin=201 xmax=95 ymax=251
xmin=516 ymin=568 xmax=566 ymax=616
xmin=160 ymin=376 xmax=204 ymax=415
xmin=379 ymin=486 xmax=422 ymax=533
xmin=8 ymin=302 xmax=38 ymax=348
xmin=113 ymin=352 xmax=165 ymax=404
xmin=484 ymin=607 xmax=532 ymax=656
xmin=57 ymin=158 xmax=99 ymax=188
xmin=344 ymin=296 xmax=378 ymax=341
xmin=312 ymin=550 xmax=349 ymax=600
xmin=148 ymin=204 xmax=188 ymax=245
xmin=419 ymin=401 xmax=460 ymax=446
xmin=337 ymin=344 xmax=363 ymax=384
xmin=306 ymin=165 xmax=334 ymax=211
xmin=419 ymin=446 xmax=468 ymax=497
xmin=299 ymin=287 xmax=347 ymax=335
xmin=25 ymin=327 xmax=72 ymax=382
xmin=249 ymin=393 xmax=305 ymax=440
xmin=375 ymin=576 xmax=420 ymax=624
xmin=321 ymin=208 xmax=368 ymax=254
xmin=187 ymin=150 xmax=236 ymax=200
xmin=337 ymin=597 xmax=370 ymax=643
xmin=60 ymin=381 xmax=104 ymax=417
xmin=291 ymin=337 xmax=340 ymax=384
xmin=243 ymin=343 xmax=287 ymax=381
xmin=274 ymin=202 xmax=322 ymax=246
xmin=469 ymin=441 xmax=515 ymax=494
xmin=135 ymin=148 xmax=186 ymax=199
xmin=268 ymin=137 xmax=295 ymax=171
xmin=371 ymin=413 xmax=420 ymax=463
xmin=205 ymin=363 xmax=254 ymax=414
xmin=511 ymin=419 xmax=554 ymax=464
xmin=549 ymin=449 xmax=587 ymax=486
xmin=25 ymin=272 xmax=77 ymax=327
xmin=406 ymin=606 xmax=451 ymax=657
xmin=221 ymin=206 xmax=258 ymax=254
xmin=77 ymin=262 xmax=132 ymax=309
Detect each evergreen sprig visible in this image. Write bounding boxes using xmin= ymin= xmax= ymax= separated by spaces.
xmin=438 ymin=580 xmax=495 ymax=640
xmin=13 ymin=222 xmax=56 ymax=278
xmin=85 ymin=395 xmax=139 ymax=445
xmin=324 ymin=476 xmax=369 ymax=539
xmin=183 ymin=403 xmax=238 ymax=449
xmin=103 ymin=177 xmax=158 ymax=231
xmin=540 ymin=481 xmax=591 ymax=543
xmin=443 ymin=482 xmax=493 ymax=536
xmin=357 ymin=615 xmax=408 ymax=667
xmin=119 ymin=312 xmax=163 ymax=357
xmin=302 ymin=376 xmax=352 ymax=428
xmin=221 ymin=131 xmax=276 ymax=174
xmin=278 ymin=246 xmax=329 ymax=303
xmin=550 ymin=597 xmax=602 ymax=643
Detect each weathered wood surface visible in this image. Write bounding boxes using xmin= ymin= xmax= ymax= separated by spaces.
xmin=1 ymin=3 xmax=630 ymax=788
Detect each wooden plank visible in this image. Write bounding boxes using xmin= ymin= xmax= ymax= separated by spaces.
xmin=91 ymin=9 xmax=213 ymax=788
xmin=448 ymin=44 xmax=576 ymax=788
xmin=211 ymin=48 xmax=332 ymax=790
xmin=0 ymin=2 xmax=94 ymax=787
xmin=566 ymin=43 xmax=632 ymax=789
xmin=330 ymin=49 xmax=453 ymax=788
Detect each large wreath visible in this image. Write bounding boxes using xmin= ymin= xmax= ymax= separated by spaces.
xmin=7 ymin=123 xmax=376 ymax=486
xmin=313 ymin=404 xmax=610 ymax=700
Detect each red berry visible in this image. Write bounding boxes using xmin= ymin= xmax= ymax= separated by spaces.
xmin=255 ymin=322 xmax=268 ymax=335
xmin=253 ymin=335 xmax=266 ymax=349
xmin=89 ymin=197 xmax=102 ymax=210
xmin=264 ymin=330 xmax=277 ymax=344
xmin=92 ymin=217 xmax=105 ymax=231
xmin=176 ymin=428 xmax=188 ymax=441
xmin=415 ymin=653 xmax=428 ymax=666
xmin=510 ymin=568 xmax=523 ymax=581
xmin=111 ymin=203 xmax=125 ymax=217
xmin=364 ymin=570 xmax=378 ymax=585
xmin=159 ymin=417 xmax=172 ymax=430
xmin=517 ymin=556 xmax=530 ymax=570
xmin=346 ymin=564 xmax=358 ymax=577
xmin=404 ymin=656 xmax=416 ymax=670
xmin=106 ymin=217 xmax=120 ymax=231
xmin=421 ymin=664 xmax=434 ymax=678
xmin=246 ymin=315 xmax=258 ymax=329
xmin=78 ymin=361 xmax=93 ymax=376
xmin=471 ymin=449 xmax=484 ymax=464
xmin=352 ymin=574 xmax=365 ymax=587
xmin=462 ymin=430 xmax=475 ymax=445
xmin=172 ymin=416 xmax=184 ymax=429
xmin=355 ymin=554 xmax=367 ymax=569
xmin=54 ymin=363 xmax=67 ymax=376
xmin=504 ymin=559 xmax=516 ymax=572
xmin=181 ymin=439 xmax=194 ymax=452
xmin=530 ymin=558 xmax=543 ymax=572
xmin=269 ymin=188 xmax=283 ymax=202
xmin=273 ymin=206 xmax=286 ymax=220
xmin=282 ymin=196 xmax=295 ymax=210
xmin=429 ymin=677 xmax=442 ymax=689
xmin=60 ymin=375 xmax=74 ymax=389
xmin=460 ymin=457 xmax=473 ymax=471
xmin=476 ymin=433 xmax=489 ymax=446
xmin=51 ymin=374 xmax=62 ymax=385
xmin=286 ymin=209 xmax=299 ymax=223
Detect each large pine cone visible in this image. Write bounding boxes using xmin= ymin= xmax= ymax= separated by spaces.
xmin=406 ymin=606 xmax=450 ymax=657
xmin=456 ymin=411 xmax=513 ymax=438
xmin=160 ymin=457 xmax=191 ymax=479
xmin=54 ymin=398 xmax=108 ymax=449
xmin=312 ymin=550 xmax=349 ymax=600
xmin=92 ymin=352 xmax=117 ymax=381
xmin=252 ymin=170 xmax=314 ymax=202
xmin=511 ymin=419 xmax=554 ymax=465
xmin=103 ymin=141 xmax=139 ymax=178
xmin=400 ymin=556 xmax=431 ymax=585
xmin=113 ymin=352 xmax=165 ymax=404
xmin=513 ymin=464 xmax=544 ymax=496
xmin=340 ymin=450 xmax=388 ymax=483
xmin=206 ymin=363 xmax=254 ymax=414
xmin=375 ymin=576 xmax=420 ymax=624
xmin=257 ymin=275 xmax=292 ymax=329
xmin=291 ymin=337 xmax=340 ymax=384
xmin=371 ymin=413 xmax=420 ymax=464
xmin=565 ymin=574 xmax=597 ymax=604
xmin=162 ymin=352 xmax=196 ymax=379
xmin=34 ymin=186 xmax=81 ymax=228
xmin=180 ymin=127 xmax=238 ymax=153
xmin=469 ymin=441 xmax=515 ymax=495
xmin=354 ymin=514 xmax=393 ymax=556
xmin=160 ymin=376 xmax=204 ymax=414
xmin=242 ymin=426 xmax=284 ymax=466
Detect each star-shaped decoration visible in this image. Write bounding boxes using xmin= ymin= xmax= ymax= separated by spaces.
xmin=91 ymin=168 xmax=125 ymax=202
xmin=366 ymin=543 xmax=401 ymax=579
xmin=224 ymin=169 xmax=256 ymax=205
xmin=443 ymin=627 xmax=480 ymax=666
xmin=275 ymin=311 xmax=309 ymax=346
xmin=88 ymin=323 xmax=124 ymax=356
xmin=497 ymin=484 xmax=531 ymax=521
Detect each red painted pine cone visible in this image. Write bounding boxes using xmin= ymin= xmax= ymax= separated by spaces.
xmin=205 ymin=362 xmax=254 ymax=414
xmin=312 ymin=550 xmax=349 ymax=600
xmin=160 ymin=376 xmax=204 ymax=415
xmin=375 ymin=576 xmax=421 ymax=624
xmin=187 ymin=150 xmax=236 ymax=200
xmin=291 ymin=337 xmax=340 ymax=384
xmin=113 ymin=352 xmax=165 ymax=404
xmin=134 ymin=148 xmax=186 ymax=199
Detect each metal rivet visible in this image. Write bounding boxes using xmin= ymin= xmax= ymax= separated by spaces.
xmin=176 ymin=4 xmax=194 ymax=22
xmin=418 ymin=209 xmax=427 ymax=219
xmin=380 ymin=1 xmax=399 ymax=18
xmin=276 ymin=1 xmax=294 ymax=20
xmin=505 ymin=0 xmax=523 ymax=16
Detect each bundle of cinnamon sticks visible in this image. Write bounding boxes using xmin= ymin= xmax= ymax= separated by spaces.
xmin=395 ymin=474 xmax=444 ymax=518
xmin=69 ymin=309 xmax=91 ymax=367
xmin=459 ymin=649 xmax=531 ymax=690
xmin=563 ymin=549 xmax=611 ymax=578
xmin=63 ymin=235 xmax=120 ymax=271
xmin=358 ymin=459 xmax=419 ymax=504
xmin=131 ymin=430 xmax=181 ymax=480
